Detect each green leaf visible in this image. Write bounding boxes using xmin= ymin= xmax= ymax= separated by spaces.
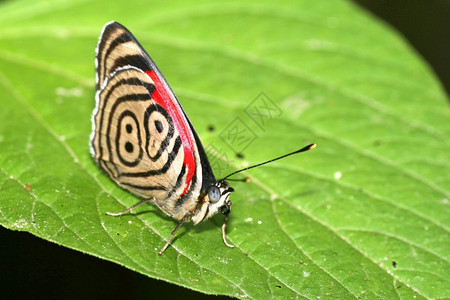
xmin=0 ymin=0 xmax=448 ymax=298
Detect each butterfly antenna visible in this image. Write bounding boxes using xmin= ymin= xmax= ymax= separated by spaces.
xmin=225 ymin=177 xmax=251 ymax=183
xmin=221 ymin=143 xmax=316 ymax=181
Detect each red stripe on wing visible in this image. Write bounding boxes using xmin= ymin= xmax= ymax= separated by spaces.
xmin=145 ymin=70 xmax=196 ymax=196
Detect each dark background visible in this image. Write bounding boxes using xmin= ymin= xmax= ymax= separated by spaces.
xmin=353 ymin=0 xmax=450 ymax=96
xmin=1 ymin=1 xmax=449 ymax=299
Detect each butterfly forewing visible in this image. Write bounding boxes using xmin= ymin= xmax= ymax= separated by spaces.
xmin=95 ymin=22 xmax=152 ymax=90
xmin=91 ymin=22 xmax=214 ymax=220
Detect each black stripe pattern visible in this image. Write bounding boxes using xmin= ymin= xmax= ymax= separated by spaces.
xmin=90 ymin=22 xmax=211 ymax=221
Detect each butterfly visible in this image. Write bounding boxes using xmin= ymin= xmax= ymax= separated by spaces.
xmin=90 ymin=21 xmax=315 ymax=254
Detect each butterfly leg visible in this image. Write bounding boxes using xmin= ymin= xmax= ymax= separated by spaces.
xmin=221 ymin=202 xmax=235 ymax=249
xmin=106 ymin=198 xmax=154 ymax=216
xmin=158 ymin=212 xmax=192 ymax=255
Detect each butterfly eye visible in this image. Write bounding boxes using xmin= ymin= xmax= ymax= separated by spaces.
xmin=208 ymin=186 xmax=221 ymax=203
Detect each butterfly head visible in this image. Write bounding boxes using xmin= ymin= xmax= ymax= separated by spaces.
xmin=192 ymin=180 xmax=234 ymax=224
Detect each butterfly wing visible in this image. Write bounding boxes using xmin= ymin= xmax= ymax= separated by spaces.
xmin=90 ymin=22 xmax=215 ymax=220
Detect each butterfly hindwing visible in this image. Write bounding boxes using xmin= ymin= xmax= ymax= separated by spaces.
xmin=91 ymin=22 xmax=215 ymax=219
